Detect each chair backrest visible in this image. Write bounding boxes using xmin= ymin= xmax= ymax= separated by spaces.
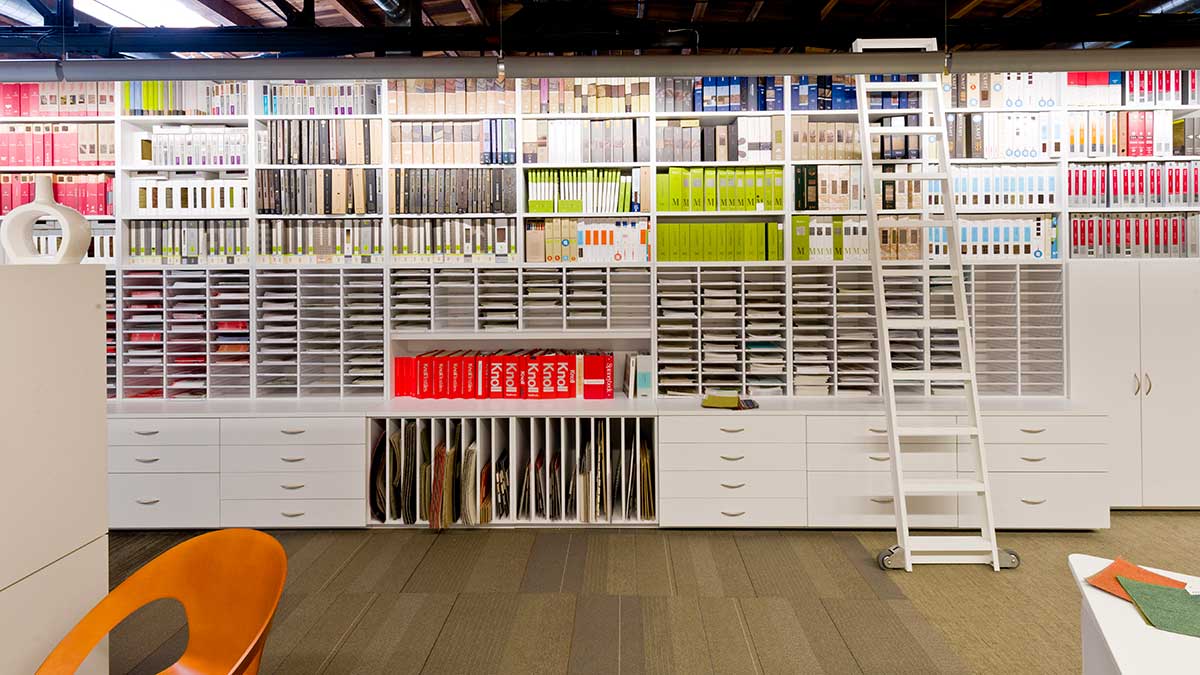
xmin=37 ymin=529 xmax=287 ymax=675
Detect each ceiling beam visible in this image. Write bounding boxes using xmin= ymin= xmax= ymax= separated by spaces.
xmin=820 ymin=0 xmax=840 ymax=21
xmin=636 ymin=1 xmax=646 ymax=19
xmin=747 ymin=1 xmax=763 ymax=22
xmin=951 ymin=0 xmax=986 ymax=19
xmin=690 ymin=1 xmax=706 ymax=22
xmin=180 ymin=0 xmax=258 ymax=26
xmin=327 ymin=0 xmax=379 ymax=26
xmin=460 ymin=0 xmax=487 ymax=25
xmin=1003 ymin=0 xmax=1040 ymax=18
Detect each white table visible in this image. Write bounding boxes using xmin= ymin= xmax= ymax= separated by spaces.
xmin=1069 ymin=553 xmax=1200 ymax=674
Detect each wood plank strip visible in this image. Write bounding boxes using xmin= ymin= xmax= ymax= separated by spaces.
xmin=423 ymin=593 xmax=519 ymax=672
xmin=635 ymin=532 xmax=673 ymax=596
xmin=402 ymin=531 xmax=489 ymax=593
xmin=885 ymin=598 xmax=971 ymax=675
xmin=282 ymin=531 xmax=371 ymax=596
xmin=697 ymin=597 xmax=758 ymax=675
xmin=498 ymin=593 xmax=576 ymax=673
xmin=560 ymin=531 xmax=590 ymax=593
xmin=619 ymin=596 xmax=646 ymax=675
xmin=260 ymin=592 xmax=343 ymax=674
xmin=639 ymin=597 xmax=714 ymax=675
xmin=582 ymin=533 xmax=638 ymax=595
xmin=821 ymin=596 xmax=941 ymax=673
xmin=831 ymin=532 xmax=906 ymax=601
xmin=739 ymin=597 xmax=832 ymax=675
xmin=324 ymin=530 xmax=435 ymax=595
xmin=268 ymin=592 xmax=377 ymax=674
xmin=669 ymin=532 xmax=755 ymax=598
xmin=465 ymin=530 xmax=536 ymax=593
xmin=108 ymin=597 xmax=188 ymax=674
xmin=325 ymin=592 xmax=455 ymax=675
xmin=124 ymin=623 xmax=188 ymax=675
xmin=791 ymin=533 xmax=878 ymax=600
xmin=522 ymin=530 xmax=573 ymax=592
xmin=567 ymin=595 xmax=620 ymax=674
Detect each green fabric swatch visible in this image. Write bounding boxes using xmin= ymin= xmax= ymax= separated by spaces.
xmin=1118 ymin=576 xmax=1200 ymax=639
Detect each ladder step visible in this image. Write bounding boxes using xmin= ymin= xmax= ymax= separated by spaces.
xmin=903 ymin=477 xmax=986 ymax=494
xmin=887 ymin=318 xmax=968 ymax=330
xmin=907 ymin=535 xmax=995 ymax=553
xmin=894 ymin=425 xmax=979 ymax=438
xmin=861 ymin=80 xmax=943 ymax=92
xmin=890 ymin=369 xmax=973 ymax=382
xmin=867 ymin=125 xmax=945 ymax=136
xmin=871 ymin=171 xmax=948 ymax=182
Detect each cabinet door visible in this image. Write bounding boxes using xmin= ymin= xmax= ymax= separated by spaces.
xmin=1068 ymin=261 xmax=1141 ymax=506
xmin=1140 ymin=261 xmax=1200 ymax=506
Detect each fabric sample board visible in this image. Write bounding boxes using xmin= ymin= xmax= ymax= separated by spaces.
xmin=1118 ymin=576 xmax=1200 ymax=639
xmin=1086 ymin=557 xmax=1187 ymax=602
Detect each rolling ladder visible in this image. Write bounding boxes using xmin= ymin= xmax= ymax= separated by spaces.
xmin=851 ymin=38 xmax=1019 ymax=571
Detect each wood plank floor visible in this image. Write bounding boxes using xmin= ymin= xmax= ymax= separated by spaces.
xmin=107 ymin=512 xmax=1200 ymax=674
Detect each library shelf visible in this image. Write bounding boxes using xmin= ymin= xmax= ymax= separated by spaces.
xmin=388 ymin=113 xmax=519 ymax=121
xmin=121 ymin=164 xmax=248 ymax=172
xmin=948 ymin=157 xmax=1060 ymax=164
xmin=390 ymin=329 xmax=652 ymax=341
xmin=1067 ymin=205 xmax=1200 ymax=213
xmin=1067 ymin=155 xmax=1200 ymax=163
xmin=520 ymin=112 xmax=650 ymax=120
xmin=256 ymin=164 xmax=385 ymax=170
xmin=654 ymin=110 xmax=785 ymax=119
xmin=257 ymin=213 xmax=381 ymax=219
xmin=0 ymin=115 xmax=115 ymax=123
xmin=522 ymin=162 xmax=648 ymax=169
xmin=119 ymin=115 xmax=250 ymax=124
xmin=957 ymin=207 xmax=1063 ymax=214
xmin=390 ymin=212 xmax=519 ymax=219
xmin=656 ymin=210 xmax=785 ymax=217
xmin=656 ymin=160 xmax=785 ymax=168
xmin=0 ymin=165 xmax=115 ymax=172
xmin=399 ymin=163 xmax=518 ymax=169
xmin=256 ymin=113 xmax=383 ymax=120
xmin=523 ymin=211 xmax=649 ymax=218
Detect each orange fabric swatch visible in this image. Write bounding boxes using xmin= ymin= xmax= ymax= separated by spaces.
xmin=1086 ymin=557 xmax=1188 ymax=602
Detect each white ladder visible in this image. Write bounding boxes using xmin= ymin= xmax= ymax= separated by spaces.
xmin=851 ymin=38 xmax=1017 ymax=572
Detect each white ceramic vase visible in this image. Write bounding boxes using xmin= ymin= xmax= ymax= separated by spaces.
xmin=0 ymin=174 xmax=92 ymax=264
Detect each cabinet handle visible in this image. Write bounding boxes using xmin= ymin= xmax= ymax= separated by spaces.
xmin=720 ymin=482 xmax=746 ymax=489
xmin=280 ymin=456 xmax=306 ymax=463
xmin=870 ymin=497 xmax=894 ymax=504
xmin=134 ymin=457 xmax=160 ymax=464
xmin=868 ymin=454 xmax=890 ymax=462
xmin=1145 ymin=373 xmax=1152 ymax=396
xmin=868 ymin=427 xmax=888 ymax=434
xmin=133 ymin=430 xmax=159 ymax=436
xmin=1020 ymin=498 xmax=1047 ymax=505
xmin=280 ymin=429 xmax=307 ymax=435
xmin=720 ymin=511 xmax=746 ymax=517
xmin=135 ymin=498 xmax=160 ymax=505
xmin=280 ymin=483 xmax=306 ymax=490
xmin=281 ymin=511 xmax=306 ymax=518
xmin=719 ymin=455 xmax=745 ymax=462
xmin=1134 ymin=373 xmax=1142 ymax=396
xmin=1019 ymin=456 xmax=1047 ymax=463
xmin=719 ymin=427 xmax=744 ymax=434
xmin=1019 ymin=428 xmax=1046 ymax=434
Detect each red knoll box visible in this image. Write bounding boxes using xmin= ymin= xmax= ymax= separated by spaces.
xmin=582 ymin=352 xmax=614 ymax=399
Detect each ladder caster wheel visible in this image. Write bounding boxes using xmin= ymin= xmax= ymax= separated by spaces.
xmin=878 ymin=546 xmax=903 ymax=570
xmin=1000 ymin=549 xmax=1020 ymax=569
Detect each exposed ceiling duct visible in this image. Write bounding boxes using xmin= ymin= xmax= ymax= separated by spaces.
xmin=0 ymin=0 xmax=46 ymax=26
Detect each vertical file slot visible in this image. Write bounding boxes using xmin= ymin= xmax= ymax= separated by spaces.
xmin=208 ymin=268 xmax=252 ymax=398
xmin=493 ymin=417 xmax=511 ymax=523
xmin=389 ymin=267 xmax=433 ymax=333
xmin=165 ymin=269 xmax=208 ymax=398
xmin=254 ymin=269 xmax=298 ymax=397
xmin=1018 ymin=264 xmax=1065 ymax=395
xmin=744 ymin=265 xmax=788 ymax=397
xmin=478 ymin=417 xmax=493 ymax=525
xmin=342 ymin=268 xmax=386 ymax=396
xmin=563 ymin=417 xmax=579 ymax=522
xmin=656 ymin=266 xmax=701 ymax=396
xmin=791 ymin=264 xmax=834 ymax=396
xmin=368 ymin=418 xmax=388 ymax=524
xmin=834 ymin=265 xmax=879 ymax=396
xmin=700 ymin=266 xmax=743 ymax=395
xmin=513 ymin=417 xmax=531 ymax=521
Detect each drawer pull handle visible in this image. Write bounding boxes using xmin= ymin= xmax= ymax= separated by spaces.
xmin=868 ymin=454 xmax=890 ymax=462
xmin=870 ymin=497 xmax=894 ymax=504
xmin=133 ymin=430 xmax=160 ymax=437
xmin=1019 ymin=456 xmax=1047 ymax=463
xmin=1134 ymin=373 xmax=1141 ymax=396
xmin=134 ymin=457 xmax=160 ymax=464
xmin=719 ymin=455 xmax=745 ymax=462
xmin=1020 ymin=498 xmax=1047 ymax=505
xmin=1019 ymin=428 xmax=1046 ymax=434
xmin=868 ymin=427 xmax=888 ymax=434
xmin=1145 ymin=372 xmax=1153 ymax=396
xmin=280 ymin=429 xmax=307 ymax=435
xmin=281 ymin=511 xmax=306 ymax=518
xmin=280 ymin=483 xmax=306 ymax=490
xmin=721 ymin=511 xmax=746 ymax=518
xmin=720 ymin=482 xmax=746 ymax=490
xmin=280 ymin=456 xmax=306 ymax=463
xmin=719 ymin=427 xmax=744 ymax=434
xmin=135 ymin=498 xmax=160 ymax=506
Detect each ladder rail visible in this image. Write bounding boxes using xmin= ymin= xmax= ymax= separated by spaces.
xmin=852 ymin=37 xmax=1002 ymax=572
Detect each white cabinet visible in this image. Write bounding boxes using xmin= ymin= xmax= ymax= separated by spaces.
xmin=1070 ymin=260 xmax=1200 ymax=507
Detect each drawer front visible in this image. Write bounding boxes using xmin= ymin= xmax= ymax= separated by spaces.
xmin=961 ymin=443 xmax=1107 ymax=473
xmin=976 ymin=415 xmax=1108 ymax=445
xmin=220 ymin=499 xmax=364 ymax=528
xmin=807 ymin=443 xmax=956 ymax=473
xmin=221 ymin=444 xmax=365 ymax=473
xmin=220 ymin=471 xmax=364 ymax=500
xmin=660 ymin=498 xmax=807 ymax=527
xmin=659 ymin=443 xmax=805 ymax=471
xmin=807 ymin=471 xmax=957 ymax=528
xmin=108 ymin=418 xmax=219 ymax=446
xmin=109 ymin=473 xmax=219 ymax=529
xmin=959 ymin=473 xmax=1111 ymax=529
xmin=807 ymin=416 xmax=957 ymax=444
xmin=109 ymin=445 xmax=219 ymax=473
xmin=220 ymin=417 xmax=364 ymax=446
xmin=660 ymin=470 xmax=806 ymax=500
xmin=658 ymin=415 xmax=805 ymax=445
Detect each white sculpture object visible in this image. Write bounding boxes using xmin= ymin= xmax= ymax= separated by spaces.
xmin=0 ymin=174 xmax=92 ymax=264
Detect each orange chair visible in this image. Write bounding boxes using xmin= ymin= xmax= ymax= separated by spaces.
xmin=37 ymin=529 xmax=287 ymax=675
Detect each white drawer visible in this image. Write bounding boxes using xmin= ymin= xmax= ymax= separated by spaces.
xmin=109 ymin=473 xmax=219 ymax=529
xmin=658 ymin=415 xmax=804 ymax=445
xmin=975 ymin=415 xmax=1108 ymax=445
xmin=220 ymin=417 xmax=364 ymax=446
xmin=660 ymin=470 xmax=806 ymax=500
xmin=807 ymin=416 xmax=957 ymax=444
xmin=108 ymin=418 xmax=219 ymax=446
xmin=109 ymin=444 xmax=219 ymax=473
xmin=807 ymin=471 xmax=957 ymax=528
xmin=659 ymin=443 xmax=804 ymax=471
xmin=960 ymin=443 xmax=1107 ymax=473
xmin=807 ymin=443 xmax=956 ymax=473
xmin=221 ymin=444 xmax=365 ymax=473
xmin=220 ymin=499 xmax=364 ymax=528
xmin=660 ymin=498 xmax=807 ymax=527
xmin=959 ymin=472 xmax=1111 ymax=530
xmin=220 ymin=471 xmax=364 ymax=500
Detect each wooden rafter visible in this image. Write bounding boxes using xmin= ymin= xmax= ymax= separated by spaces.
xmin=327 ymin=0 xmax=379 ymax=26
xmin=950 ymin=0 xmax=986 ymax=19
xmin=747 ymin=0 xmax=764 ymax=22
xmin=1003 ymin=0 xmax=1040 ymax=17
xmin=179 ymin=0 xmax=259 ymax=26
xmin=820 ymin=0 xmax=840 ymax=21
xmin=690 ymin=1 xmax=707 ymax=22
xmin=460 ymin=0 xmax=487 ymax=25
